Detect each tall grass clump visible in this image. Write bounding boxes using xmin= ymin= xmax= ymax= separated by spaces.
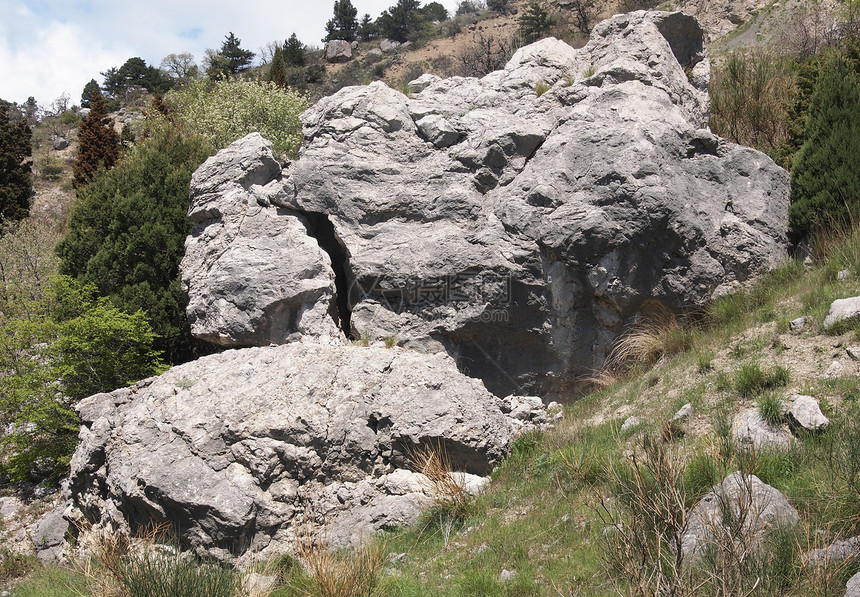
xmin=604 ymin=309 xmax=694 ymax=373
xmin=407 ymin=441 xmax=473 ymax=520
xmin=734 ymin=363 xmax=790 ymax=397
xmin=289 ymin=538 xmax=387 ymax=597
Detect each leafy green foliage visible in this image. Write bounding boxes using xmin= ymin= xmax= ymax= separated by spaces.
xmin=166 ymin=78 xmax=308 ymax=157
xmin=72 ymin=90 xmax=120 ymax=188
xmin=0 ymin=276 xmax=164 ymax=482
xmin=789 ymin=52 xmax=860 ymax=240
xmin=58 ymin=125 xmax=212 ymax=363
xmin=0 ymin=98 xmax=33 ymax=222
xmin=519 ymin=1 xmax=556 ymax=44
xmin=325 ymin=0 xmax=359 ymax=42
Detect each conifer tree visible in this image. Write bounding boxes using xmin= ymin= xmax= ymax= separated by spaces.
xmin=270 ymin=45 xmax=288 ymax=88
xmin=519 ymin=1 xmax=556 ymax=43
xmin=325 ymin=0 xmax=359 ymax=42
xmin=283 ymin=33 xmax=306 ymax=67
xmin=377 ymin=0 xmax=425 ymax=43
xmin=73 ymin=90 xmax=119 ymax=188
xmin=789 ymin=53 xmax=860 ymax=240
xmin=0 ymin=99 xmax=33 ymax=222
xmin=81 ymin=79 xmax=100 ymax=108
xmin=207 ymin=33 xmax=255 ymax=79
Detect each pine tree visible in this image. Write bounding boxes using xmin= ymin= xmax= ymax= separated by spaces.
xmin=789 ymin=53 xmax=860 ymax=240
xmin=207 ymin=33 xmax=255 ymax=79
xmin=519 ymin=1 xmax=556 ymax=43
xmin=377 ymin=0 xmax=425 ymax=43
xmin=283 ymin=33 xmax=306 ymax=67
xmin=81 ymin=79 xmax=100 ymax=108
xmin=73 ymin=90 xmax=120 ymax=188
xmin=270 ymin=45 xmax=288 ymax=88
xmin=357 ymin=14 xmax=378 ymax=41
xmin=325 ymin=0 xmax=359 ymax=42
xmin=59 ymin=126 xmax=213 ymax=363
xmin=0 ymin=99 xmax=33 ymax=222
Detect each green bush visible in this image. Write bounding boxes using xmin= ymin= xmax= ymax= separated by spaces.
xmin=789 ymin=53 xmax=860 ymax=240
xmin=0 ymin=276 xmax=164 ymax=481
xmin=57 ymin=125 xmax=212 ymax=363
xmin=166 ymin=78 xmax=308 ymax=157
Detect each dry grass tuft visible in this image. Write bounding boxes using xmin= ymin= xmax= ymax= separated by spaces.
xmin=604 ymin=308 xmax=694 ymax=373
xmin=292 ymin=533 xmax=386 ymax=597
xmin=407 ymin=441 xmax=471 ymax=519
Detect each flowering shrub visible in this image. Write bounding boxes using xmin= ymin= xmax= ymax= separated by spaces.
xmin=166 ymin=79 xmax=308 ymax=157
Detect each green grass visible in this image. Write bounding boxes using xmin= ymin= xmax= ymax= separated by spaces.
xmin=9 ymin=565 xmax=88 ymax=596
xmin=734 ymin=362 xmax=790 ymax=397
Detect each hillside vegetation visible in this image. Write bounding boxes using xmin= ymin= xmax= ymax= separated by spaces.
xmin=3 ymin=0 xmax=860 ymax=595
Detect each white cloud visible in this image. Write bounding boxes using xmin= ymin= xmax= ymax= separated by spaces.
xmin=0 ymin=0 xmax=461 ymax=107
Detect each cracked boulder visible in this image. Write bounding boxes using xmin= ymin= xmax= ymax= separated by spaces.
xmin=181 ymin=133 xmax=343 ymax=347
xmin=184 ymin=11 xmax=789 ymax=397
xmin=67 ymin=343 xmax=525 ymax=561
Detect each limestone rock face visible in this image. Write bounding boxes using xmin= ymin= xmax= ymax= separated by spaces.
xmin=181 ymin=133 xmax=342 ymax=347
xmin=67 ymin=344 xmax=524 ymax=560
xmin=182 ymin=11 xmax=789 ymax=397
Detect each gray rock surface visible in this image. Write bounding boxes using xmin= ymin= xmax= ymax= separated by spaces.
xmin=181 ymin=133 xmax=342 ymax=348
xmin=824 ymin=296 xmax=860 ymax=330
xmin=682 ymin=472 xmax=799 ymax=557
xmin=30 ymin=505 xmax=68 ymax=563
xmin=380 ymin=39 xmax=401 ymax=52
xmin=67 ymin=343 xmax=533 ymax=560
xmin=325 ymin=40 xmax=352 ymax=63
xmin=674 ymin=403 xmax=693 ymax=420
xmin=787 ymin=394 xmax=829 ymax=432
xmin=184 ymin=11 xmax=789 ymax=398
xmin=733 ymin=409 xmax=792 ymax=451
xmin=790 ymin=316 xmax=807 ymax=331
xmin=802 ymin=535 xmax=860 ymax=566
xmin=849 ymin=571 xmax=860 ymax=597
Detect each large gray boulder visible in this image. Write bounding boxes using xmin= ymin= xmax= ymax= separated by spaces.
xmin=325 ymin=40 xmax=352 ymax=63
xmin=182 ymin=11 xmax=789 ymax=397
xmin=66 ymin=343 xmax=527 ymax=561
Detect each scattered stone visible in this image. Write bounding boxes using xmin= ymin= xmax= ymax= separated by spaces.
xmin=847 ymin=346 xmax=860 ymax=361
xmin=673 ymin=403 xmax=693 ymax=420
xmin=51 ymin=136 xmax=69 ymax=150
xmin=682 ymin=472 xmax=799 ymax=557
xmin=620 ymin=416 xmax=640 ymax=433
xmin=733 ymin=409 xmax=792 ymax=451
xmin=388 ymin=552 xmax=407 ymax=563
xmin=789 ymin=316 xmax=807 ymax=332
xmin=787 ymin=394 xmax=829 ymax=432
xmin=325 ymin=40 xmax=352 ymax=63
xmin=449 ymin=472 xmax=490 ymax=495
xmin=838 ymin=269 xmax=852 ymax=281
xmin=380 ymin=39 xmax=401 ymax=52
xmin=802 ymin=535 xmax=860 ymax=566
xmin=823 ymin=296 xmax=860 ymax=330
xmin=499 ymin=568 xmax=518 ymax=581
xmin=367 ymin=48 xmax=383 ymax=58
xmin=243 ymin=573 xmax=276 ymax=596
xmin=0 ymin=496 xmax=22 ymax=520
xmin=415 ymin=114 xmax=460 ymax=148
xmin=826 ymin=360 xmax=848 ymax=379
xmin=30 ymin=505 xmax=68 ymax=563
xmin=351 ymin=40 xmax=359 ymax=49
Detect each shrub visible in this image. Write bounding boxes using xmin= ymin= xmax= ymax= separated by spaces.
xmin=166 ymin=78 xmax=308 ymax=157
xmin=290 ymin=538 xmax=386 ymax=597
xmin=58 ymin=125 xmax=212 ymax=364
xmin=789 ymin=52 xmax=860 ymax=241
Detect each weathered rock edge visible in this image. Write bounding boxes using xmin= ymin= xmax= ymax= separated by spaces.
xmin=66 ymin=343 xmax=542 ymax=561
xmin=181 ymin=10 xmax=790 ymax=398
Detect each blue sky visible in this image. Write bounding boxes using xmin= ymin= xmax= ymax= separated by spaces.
xmin=0 ymin=0 xmax=460 ymax=107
